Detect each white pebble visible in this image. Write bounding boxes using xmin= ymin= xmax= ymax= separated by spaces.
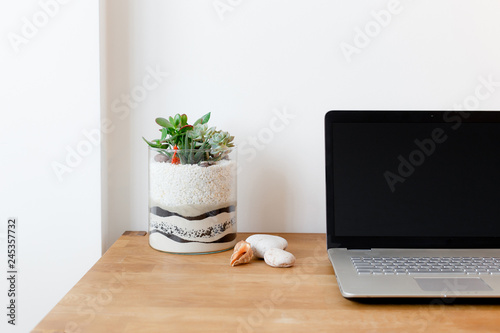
xmin=245 ymin=234 xmax=288 ymax=259
xmin=264 ymin=248 xmax=295 ymax=268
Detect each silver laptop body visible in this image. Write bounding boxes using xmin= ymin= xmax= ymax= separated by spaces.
xmin=325 ymin=111 xmax=500 ymax=298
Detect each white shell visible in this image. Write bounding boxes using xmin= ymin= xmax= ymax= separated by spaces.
xmin=264 ymin=248 xmax=295 ymax=268
xmin=245 ymin=234 xmax=288 ymax=258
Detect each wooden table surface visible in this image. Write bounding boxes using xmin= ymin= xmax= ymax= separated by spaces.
xmin=33 ymin=232 xmax=500 ymax=333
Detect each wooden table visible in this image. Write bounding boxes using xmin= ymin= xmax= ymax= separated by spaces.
xmin=33 ymin=232 xmax=500 ymax=333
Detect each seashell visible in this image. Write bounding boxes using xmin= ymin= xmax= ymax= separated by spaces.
xmin=245 ymin=234 xmax=288 ymax=259
xmin=264 ymin=248 xmax=295 ymax=268
xmin=230 ymin=240 xmax=253 ymax=266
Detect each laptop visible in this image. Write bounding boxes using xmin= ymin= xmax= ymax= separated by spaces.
xmin=325 ymin=110 xmax=500 ymax=298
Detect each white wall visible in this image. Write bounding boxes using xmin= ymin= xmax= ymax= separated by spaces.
xmin=0 ymin=0 xmax=101 ymax=331
xmin=104 ymin=0 xmax=500 ymax=250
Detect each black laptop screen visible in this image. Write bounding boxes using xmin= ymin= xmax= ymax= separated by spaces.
xmin=325 ymin=111 xmax=500 ymax=248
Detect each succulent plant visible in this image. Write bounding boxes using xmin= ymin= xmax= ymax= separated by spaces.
xmin=143 ymin=112 xmax=235 ymax=165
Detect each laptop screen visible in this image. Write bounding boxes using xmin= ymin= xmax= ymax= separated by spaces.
xmin=325 ymin=111 xmax=500 ymax=248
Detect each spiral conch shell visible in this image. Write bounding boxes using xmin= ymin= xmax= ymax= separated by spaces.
xmin=230 ymin=240 xmax=253 ymax=266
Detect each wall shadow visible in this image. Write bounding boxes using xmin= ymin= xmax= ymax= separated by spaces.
xmin=101 ymin=0 xmax=132 ymax=252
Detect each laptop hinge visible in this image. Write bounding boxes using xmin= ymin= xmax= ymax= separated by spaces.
xmin=347 ymin=248 xmax=371 ymax=251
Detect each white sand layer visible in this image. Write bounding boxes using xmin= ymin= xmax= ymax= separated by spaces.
xmin=149 ymin=233 xmax=237 ymax=254
xmin=149 ymin=159 xmax=237 ymax=215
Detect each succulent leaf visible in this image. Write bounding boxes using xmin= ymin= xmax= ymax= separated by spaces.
xmin=161 ymin=128 xmax=168 ymax=141
xmin=180 ymin=114 xmax=188 ymax=126
xmin=179 ymin=124 xmax=193 ymax=133
xmin=173 ymin=114 xmax=181 ymax=127
xmin=156 ymin=117 xmax=172 ymax=128
xmin=194 ymin=112 xmax=211 ymax=126
xmin=142 ymin=137 xmax=161 ymax=148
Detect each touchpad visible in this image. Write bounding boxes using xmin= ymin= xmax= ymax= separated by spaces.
xmin=414 ymin=278 xmax=493 ymax=292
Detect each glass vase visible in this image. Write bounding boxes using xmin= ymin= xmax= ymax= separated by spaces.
xmin=148 ymin=147 xmax=237 ymax=254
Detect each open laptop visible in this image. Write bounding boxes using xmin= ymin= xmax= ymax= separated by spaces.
xmin=325 ymin=110 xmax=500 ymax=298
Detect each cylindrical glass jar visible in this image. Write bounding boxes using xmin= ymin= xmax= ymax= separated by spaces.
xmin=148 ymin=147 xmax=237 ymax=254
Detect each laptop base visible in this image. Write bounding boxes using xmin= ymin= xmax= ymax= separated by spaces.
xmin=328 ymin=248 xmax=500 ymax=298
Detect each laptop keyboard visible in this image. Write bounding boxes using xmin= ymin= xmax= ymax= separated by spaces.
xmin=351 ymin=256 xmax=500 ymax=275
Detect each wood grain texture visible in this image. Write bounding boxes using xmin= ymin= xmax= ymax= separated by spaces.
xmin=33 ymin=233 xmax=500 ymax=333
